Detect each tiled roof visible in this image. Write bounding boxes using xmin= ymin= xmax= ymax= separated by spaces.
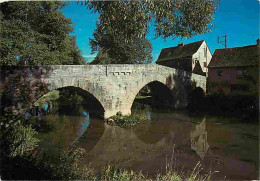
xmin=156 ymin=40 xmax=204 ymax=63
xmin=208 ymin=45 xmax=259 ymax=68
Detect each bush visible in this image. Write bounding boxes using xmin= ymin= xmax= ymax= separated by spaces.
xmin=109 ymin=112 xmax=149 ymax=128
xmin=5 ymin=123 xmax=39 ymax=158
xmin=34 ymin=146 xmax=95 ymax=180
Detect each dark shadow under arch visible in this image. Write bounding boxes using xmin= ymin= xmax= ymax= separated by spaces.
xmin=56 ymin=86 xmax=105 ymax=118
xmin=34 ymin=86 xmax=105 ymax=118
xmin=131 ymin=81 xmax=174 ymax=110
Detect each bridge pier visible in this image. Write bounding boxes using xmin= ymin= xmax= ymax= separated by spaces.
xmin=104 ymin=109 xmax=131 ymax=119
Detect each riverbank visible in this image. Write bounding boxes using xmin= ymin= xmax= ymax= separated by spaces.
xmin=134 ymin=94 xmax=259 ymax=123
xmin=187 ymin=94 xmax=259 ymax=122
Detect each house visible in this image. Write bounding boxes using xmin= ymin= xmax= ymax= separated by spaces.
xmin=156 ymin=40 xmax=212 ymax=76
xmin=207 ymin=39 xmax=259 ymax=96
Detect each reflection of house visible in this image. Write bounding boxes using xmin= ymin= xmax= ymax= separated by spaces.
xmin=208 ymin=39 xmax=259 ymax=96
xmin=190 ymin=117 xmax=209 ymax=159
xmin=156 ymin=40 xmax=212 ymax=76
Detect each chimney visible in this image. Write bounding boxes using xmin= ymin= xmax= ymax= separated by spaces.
xmin=257 ymin=38 xmax=260 ymax=47
xmin=178 ymin=43 xmax=184 ymax=47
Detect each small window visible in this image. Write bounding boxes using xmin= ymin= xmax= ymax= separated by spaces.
xmin=217 ymin=69 xmax=223 ymax=76
xmin=236 ymin=68 xmax=246 ymax=77
xmin=204 ymin=47 xmax=207 ymax=57
xmin=193 ymin=58 xmax=198 ymax=64
xmin=204 ymin=62 xmax=207 ymax=68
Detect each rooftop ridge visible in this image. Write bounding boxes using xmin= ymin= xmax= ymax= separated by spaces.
xmin=161 ymin=40 xmax=204 ymax=50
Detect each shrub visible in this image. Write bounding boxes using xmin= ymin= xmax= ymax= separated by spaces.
xmin=109 ymin=112 xmax=149 ymax=128
xmin=5 ymin=123 xmax=39 ymax=158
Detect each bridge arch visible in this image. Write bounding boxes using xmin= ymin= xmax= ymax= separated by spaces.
xmin=46 ymin=78 xmax=107 ymax=113
xmin=130 ymin=80 xmax=174 ymax=110
xmin=34 ymin=86 xmax=105 ymax=117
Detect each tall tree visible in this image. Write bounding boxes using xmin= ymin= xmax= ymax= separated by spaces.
xmin=0 ymin=1 xmax=85 ymax=65
xmin=84 ymin=0 xmax=218 ymax=64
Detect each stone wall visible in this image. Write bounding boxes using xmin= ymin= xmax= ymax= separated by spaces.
xmin=1 ymin=65 xmax=206 ymax=118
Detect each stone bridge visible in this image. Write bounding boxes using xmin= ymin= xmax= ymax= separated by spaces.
xmin=1 ymin=65 xmax=206 ymax=118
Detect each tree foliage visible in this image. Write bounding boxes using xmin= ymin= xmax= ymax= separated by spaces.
xmin=5 ymin=124 xmax=39 ymax=158
xmin=0 ymin=1 xmax=85 ymax=65
xmin=90 ymin=37 xmax=152 ymax=64
xmin=84 ymin=0 xmax=218 ymax=64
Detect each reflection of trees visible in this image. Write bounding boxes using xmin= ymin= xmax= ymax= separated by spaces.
xmin=190 ymin=117 xmax=209 ymax=159
xmin=133 ymin=112 xmax=190 ymax=145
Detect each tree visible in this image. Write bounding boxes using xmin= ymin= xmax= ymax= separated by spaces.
xmin=90 ymin=34 xmax=152 ymax=64
xmin=0 ymin=1 xmax=85 ymax=65
xmin=84 ymin=0 xmax=218 ymax=64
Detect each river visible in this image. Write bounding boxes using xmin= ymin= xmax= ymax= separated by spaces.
xmin=37 ymin=101 xmax=259 ymax=180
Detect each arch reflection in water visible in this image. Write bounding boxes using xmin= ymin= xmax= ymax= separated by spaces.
xmin=190 ymin=117 xmax=209 ymax=159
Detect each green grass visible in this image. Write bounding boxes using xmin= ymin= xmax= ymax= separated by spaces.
xmin=135 ymin=95 xmax=152 ymax=99
xmin=85 ymin=162 xmax=215 ymax=181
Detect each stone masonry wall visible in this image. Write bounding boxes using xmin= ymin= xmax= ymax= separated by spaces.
xmin=1 ymin=65 xmax=206 ymax=118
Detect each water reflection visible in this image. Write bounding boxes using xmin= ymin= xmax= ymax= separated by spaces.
xmin=37 ymin=101 xmax=105 ymax=151
xmin=190 ymin=117 xmax=209 ymax=159
xmin=133 ymin=113 xmax=171 ymax=144
xmin=35 ymin=99 xmax=258 ymax=180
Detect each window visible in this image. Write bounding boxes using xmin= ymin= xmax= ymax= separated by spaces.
xmin=236 ymin=68 xmax=246 ymax=77
xmin=193 ymin=58 xmax=198 ymax=65
xmin=204 ymin=62 xmax=207 ymax=68
xmin=204 ymin=47 xmax=207 ymax=57
xmin=217 ymin=69 xmax=223 ymax=76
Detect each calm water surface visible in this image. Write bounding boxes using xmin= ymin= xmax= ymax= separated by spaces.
xmin=39 ymin=103 xmax=259 ymax=180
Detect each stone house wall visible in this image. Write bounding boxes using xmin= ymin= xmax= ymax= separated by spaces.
xmin=192 ymin=41 xmax=212 ymax=76
xmin=208 ymin=66 xmax=259 ymax=96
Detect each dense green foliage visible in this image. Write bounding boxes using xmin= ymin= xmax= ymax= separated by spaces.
xmin=0 ymin=2 xmax=86 ymax=179
xmin=84 ymin=0 xmax=218 ymax=64
xmin=109 ymin=112 xmax=149 ymax=127
xmin=0 ymin=1 xmax=85 ymax=65
xmin=90 ymin=34 xmax=153 ymax=64
xmin=5 ymin=124 xmax=39 ymax=158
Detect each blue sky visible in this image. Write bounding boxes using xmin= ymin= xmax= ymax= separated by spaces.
xmin=61 ymin=0 xmax=260 ymax=63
